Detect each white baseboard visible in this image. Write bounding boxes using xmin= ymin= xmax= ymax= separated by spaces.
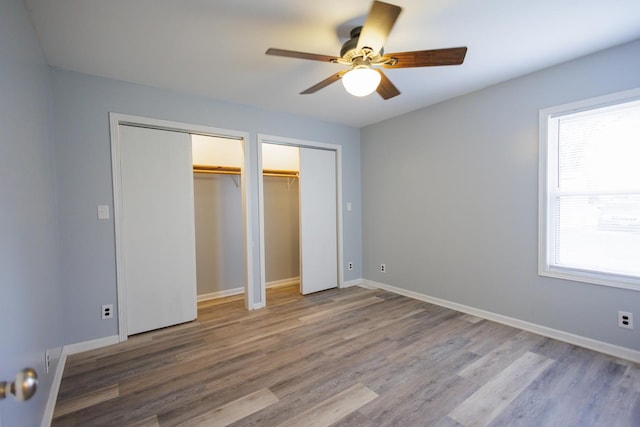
xmin=364 ymin=279 xmax=640 ymax=364
xmin=197 ymin=278 xmax=301 ymax=303
xmin=251 ymin=302 xmax=266 ymax=310
xmin=267 ymin=277 xmax=300 ymax=288
xmin=41 ymin=335 xmax=119 ymax=426
xmin=342 ymin=278 xmax=365 ymax=288
xmin=41 ymin=347 xmax=65 ymax=427
xmin=64 ymin=335 xmax=120 ymax=355
xmin=197 ymin=287 xmax=244 ymax=302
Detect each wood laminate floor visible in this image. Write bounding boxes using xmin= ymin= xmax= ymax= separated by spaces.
xmin=52 ymin=284 xmax=640 ymax=426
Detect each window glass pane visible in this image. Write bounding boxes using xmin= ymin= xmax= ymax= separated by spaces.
xmin=557 ymin=103 xmax=640 ymax=192
xmin=554 ymin=194 xmax=640 ymax=277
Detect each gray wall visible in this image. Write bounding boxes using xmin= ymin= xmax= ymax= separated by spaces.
xmin=361 ymin=39 xmax=640 ymax=351
xmin=0 ymin=0 xmax=64 ymax=425
xmin=194 ymin=174 xmax=244 ymax=295
xmin=50 ymin=68 xmax=362 ymax=344
xmin=264 ymin=176 xmax=300 ymax=283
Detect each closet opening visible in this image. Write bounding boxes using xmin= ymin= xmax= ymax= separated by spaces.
xmin=192 ymin=135 xmax=246 ymax=303
xmin=262 ymin=143 xmax=301 ymax=302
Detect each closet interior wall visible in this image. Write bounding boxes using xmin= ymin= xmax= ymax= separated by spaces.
xmin=263 ymin=175 xmax=300 ymax=285
xmin=193 ymin=171 xmax=244 ymax=297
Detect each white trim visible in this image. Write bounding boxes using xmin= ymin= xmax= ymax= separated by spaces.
xmin=197 ymin=288 xmax=244 ymax=302
xmin=257 ymin=134 xmax=344 ymax=306
xmin=197 ymin=277 xmax=301 ymax=302
xmin=64 ymin=335 xmax=120 ymax=355
xmin=41 ymin=347 xmax=65 ymax=427
xmin=541 ymin=267 xmax=640 ymax=291
xmin=256 ymin=140 xmax=268 ymax=308
xmin=266 ymin=277 xmax=300 ymax=288
xmin=342 ymin=278 xmax=365 ymax=288
xmin=538 ymin=106 xmax=551 ymax=282
xmin=41 ymin=335 xmax=118 ymax=426
xmin=364 ymin=279 xmax=640 ymax=364
xmin=109 ymin=113 xmax=254 ymax=339
xmin=540 ymin=88 xmax=640 ymax=118
xmin=239 ymin=135 xmax=254 ymax=310
xmin=109 ymin=116 xmax=128 ymax=342
xmin=197 ymin=277 xmax=302 ymax=302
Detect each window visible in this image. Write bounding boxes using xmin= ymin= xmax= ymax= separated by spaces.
xmin=539 ymin=89 xmax=640 ymax=289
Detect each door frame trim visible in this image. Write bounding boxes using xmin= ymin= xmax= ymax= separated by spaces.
xmin=110 ymin=113 xmax=253 ymax=341
xmin=256 ymin=134 xmax=344 ymax=306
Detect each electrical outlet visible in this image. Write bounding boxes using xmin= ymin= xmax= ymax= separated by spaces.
xmin=618 ymin=311 xmax=633 ymax=329
xmin=45 ymin=350 xmax=50 ymax=374
xmin=380 ymin=264 xmax=386 ymax=273
xmin=348 ymin=261 xmax=353 ymax=271
xmin=102 ymin=304 xmax=114 ymax=320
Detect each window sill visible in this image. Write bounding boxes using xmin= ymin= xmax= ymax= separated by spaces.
xmin=539 ymin=266 xmax=640 ymax=291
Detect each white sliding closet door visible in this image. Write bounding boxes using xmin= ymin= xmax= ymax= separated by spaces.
xmin=119 ymin=125 xmax=197 ymax=335
xmin=299 ymin=147 xmax=338 ymax=294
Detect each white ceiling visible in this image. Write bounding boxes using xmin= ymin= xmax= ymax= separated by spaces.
xmin=25 ymin=0 xmax=640 ymax=128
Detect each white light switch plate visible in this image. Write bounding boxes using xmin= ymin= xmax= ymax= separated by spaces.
xmin=97 ymin=205 xmax=110 ymax=220
xmin=347 ymin=202 xmax=352 ymax=212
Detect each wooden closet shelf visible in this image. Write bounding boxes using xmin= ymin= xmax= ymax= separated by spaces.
xmin=193 ymin=165 xmax=298 ymax=178
xmin=263 ymin=169 xmax=299 ymax=178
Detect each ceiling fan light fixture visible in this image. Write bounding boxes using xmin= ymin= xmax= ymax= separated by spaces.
xmin=266 ymin=1 xmax=466 ymax=100
xmin=342 ymin=66 xmax=381 ymax=97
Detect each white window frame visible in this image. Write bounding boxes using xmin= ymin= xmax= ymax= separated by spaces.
xmin=539 ymin=88 xmax=640 ymax=291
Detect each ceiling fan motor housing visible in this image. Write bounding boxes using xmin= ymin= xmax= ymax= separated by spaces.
xmin=340 ymin=26 xmax=383 ymax=61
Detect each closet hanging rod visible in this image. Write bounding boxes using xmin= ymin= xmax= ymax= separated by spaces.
xmin=263 ymin=169 xmax=299 ymax=178
xmin=193 ymin=165 xmax=241 ymax=175
xmin=193 ymin=165 xmax=299 ymax=178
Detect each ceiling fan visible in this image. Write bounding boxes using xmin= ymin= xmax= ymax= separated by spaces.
xmin=266 ymin=0 xmax=468 ymax=99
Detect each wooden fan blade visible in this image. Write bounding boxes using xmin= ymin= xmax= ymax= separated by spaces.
xmin=356 ymin=1 xmax=402 ymax=56
xmin=382 ymin=47 xmax=468 ymax=68
xmin=265 ymin=48 xmax=338 ymax=63
xmin=376 ymin=70 xmax=400 ymax=100
xmin=300 ymin=71 xmax=347 ymax=94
